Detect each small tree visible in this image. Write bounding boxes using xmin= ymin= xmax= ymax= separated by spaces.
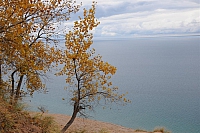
xmin=57 ymin=3 xmax=129 ymax=132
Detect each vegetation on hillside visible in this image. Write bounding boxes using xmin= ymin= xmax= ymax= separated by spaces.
xmin=0 ymin=0 xmax=128 ymax=132
xmin=0 ymin=88 xmax=170 ymax=133
xmin=0 ymin=92 xmax=59 ymax=133
xmin=0 ymin=1 xmax=171 ymax=133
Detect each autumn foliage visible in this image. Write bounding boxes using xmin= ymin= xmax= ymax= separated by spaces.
xmin=0 ymin=0 xmax=80 ymax=99
xmin=56 ymin=3 xmax=129 ymax=132
xmin=0 ymin=0 xmax=129 ymax=132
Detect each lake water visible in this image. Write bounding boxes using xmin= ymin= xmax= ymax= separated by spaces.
xmin=25 ymin=37 xmax=200 ymax=133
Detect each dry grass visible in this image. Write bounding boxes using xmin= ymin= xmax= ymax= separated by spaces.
xmin=153 ymin=127 xmax=171 ymax=133
xmin=0 ymin=95 xmax=59 ymax=133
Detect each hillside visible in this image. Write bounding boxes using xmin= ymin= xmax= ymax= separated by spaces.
xmin=0 ymin=94 xmax=170 ymax=133
xmin=0 ymin=95 xmax=58 ymax=133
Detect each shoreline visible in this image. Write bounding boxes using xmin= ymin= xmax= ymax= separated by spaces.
xmin=34 ymin=112 xmax=163 ymax=133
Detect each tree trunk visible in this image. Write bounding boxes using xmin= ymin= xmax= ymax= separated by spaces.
xmin=61 ymin=60 xmax=81 ymax=133
xmin=60 ymin=102 xmax=79 ymax=133
xmin=10 ymin=69 xmax=20 ymax=104
xmin=15 ymin=75 xmax=24 ymax=99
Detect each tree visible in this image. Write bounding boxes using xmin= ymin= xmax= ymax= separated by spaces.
xmin=57 ymin=3 xmax=129 ymax=132
xmin=0 ymin=0 xmax=80 ymax=100
xmin=1 ymin=1 xmax=129 ymax=132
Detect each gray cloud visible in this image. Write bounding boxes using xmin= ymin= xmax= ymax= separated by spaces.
xmin=66 ymin=0 xmax=200 ymax=38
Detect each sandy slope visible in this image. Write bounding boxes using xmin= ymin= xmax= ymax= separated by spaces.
xmin=40 ymin=113 xmax=161 ymax=133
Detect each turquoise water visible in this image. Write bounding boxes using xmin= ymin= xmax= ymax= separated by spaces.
xmin=26 ymin=37 xmax=200 ymax=133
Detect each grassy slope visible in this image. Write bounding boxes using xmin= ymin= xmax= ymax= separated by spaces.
xmin=0 ymin=95 xmax=59 ymax=133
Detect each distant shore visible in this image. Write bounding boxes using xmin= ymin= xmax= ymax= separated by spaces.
xmin=35 ymin=112 xmax=163 ymax=133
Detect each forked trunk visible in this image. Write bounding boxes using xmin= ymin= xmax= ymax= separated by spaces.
xmin=61 ymin=60 xmax=82 ymax=133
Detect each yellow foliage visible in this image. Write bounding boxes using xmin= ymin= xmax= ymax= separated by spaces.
xmin=0 ymin=0 xmax=81 ymax=97
xmin=57 ymin=2 xmax=129 ymax=114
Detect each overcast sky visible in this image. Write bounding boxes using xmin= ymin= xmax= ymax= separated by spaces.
xmin=67 ymin=0 xmax=200 ymax=38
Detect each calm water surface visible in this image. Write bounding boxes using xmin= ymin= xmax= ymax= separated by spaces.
xmin=26 ymin=37 xmax=200 ymax=133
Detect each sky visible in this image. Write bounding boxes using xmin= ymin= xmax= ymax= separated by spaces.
xmin=65 ymin=0 xmax=200 ymax=38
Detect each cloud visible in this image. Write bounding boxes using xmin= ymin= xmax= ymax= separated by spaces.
xmin=96 ymin=9 xmax=199 ymax=37
xmin=67 ymin=0 xmax=200 ymax=38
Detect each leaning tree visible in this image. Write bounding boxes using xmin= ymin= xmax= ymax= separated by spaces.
xmin=56 ymin=3 xmax=130 ymax=132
